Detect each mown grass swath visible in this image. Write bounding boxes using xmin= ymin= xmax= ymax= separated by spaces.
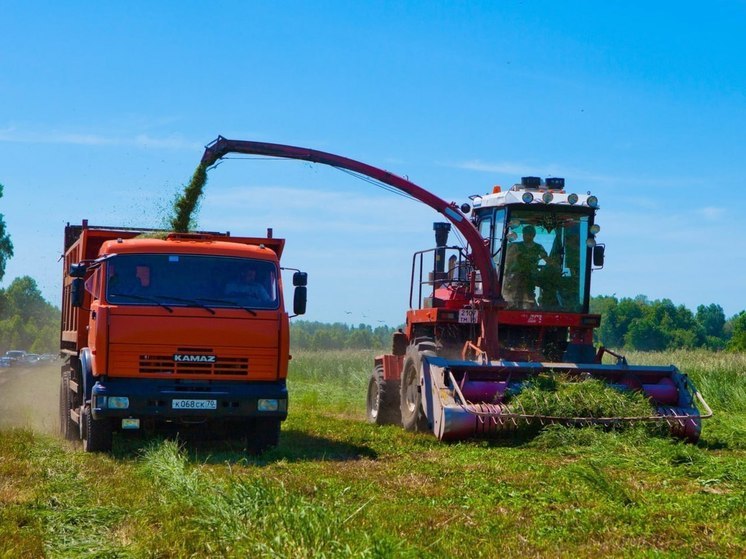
xmin=1 ymin=349 xmax=744 ymax=558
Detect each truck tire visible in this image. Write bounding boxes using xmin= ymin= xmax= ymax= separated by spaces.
xmin=82 ymin=406 xmax=113 ymax=453
xmin=366 ymin=365 xmax=401 ymax=425
xmin=59 ymin=368 xmax=77 ymax=441
xmin=400 ymin=343 xmax=434 ymax=432
xmin=247 ymin=417 xmax=281 ymax=455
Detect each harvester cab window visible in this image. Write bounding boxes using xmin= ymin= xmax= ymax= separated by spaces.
xmin=502 ymin=211 xmax=589 ymax=313
xmin=476 ymin=208 xmax=506 ymax=270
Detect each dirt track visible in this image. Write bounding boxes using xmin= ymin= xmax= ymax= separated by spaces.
xmin=0 ymin=362 xmax=59 ymax=433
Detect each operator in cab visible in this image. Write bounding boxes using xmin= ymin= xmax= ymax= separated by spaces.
xmin=503 ymin=225 xmax=549 ymax=308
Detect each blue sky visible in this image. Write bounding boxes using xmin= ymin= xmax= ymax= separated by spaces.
xmin=1 ymin=1 xmax=745 ymax=325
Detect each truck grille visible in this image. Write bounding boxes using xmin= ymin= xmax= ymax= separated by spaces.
xmin=139 ymin=354 xmax=249 ymax=376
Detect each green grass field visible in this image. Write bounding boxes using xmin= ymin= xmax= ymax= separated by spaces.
xmin=1 ymin=350 xmax=745 ymax=558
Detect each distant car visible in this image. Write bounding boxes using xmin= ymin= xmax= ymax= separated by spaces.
xmin=4 ymin=350 xmax=27 ymax=364
xmin=23 ymin=353 xmax=41 ymax=365
xmin=39 ymin=353 xmax=59 ymax=362
xmin=0 ymin=357 xmax=12 ymax=368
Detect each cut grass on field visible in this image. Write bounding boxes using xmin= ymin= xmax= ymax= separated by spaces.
xmin=506 ymin=373 xmax=655 ymax=419
xmin=1 ymin=349 xmax=744 ymax=558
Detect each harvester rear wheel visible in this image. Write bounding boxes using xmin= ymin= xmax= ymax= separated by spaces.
xmin=82 ymin=406 xmax=113 ymax=453
xmin=400 ymin=343 xmax=434 ymax=432
xmin=59 ymin=368 xmax=78 ymax=441
xmin=366 ymin=365 xmax=401 ymax=425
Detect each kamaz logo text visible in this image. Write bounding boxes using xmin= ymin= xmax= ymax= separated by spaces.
xmin=173 ymin=354 xmax=217 ymax=363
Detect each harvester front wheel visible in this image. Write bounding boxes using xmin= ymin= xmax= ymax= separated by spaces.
xmin=82 ymin=406 xmax=113 ymax=453
xmin=366 ymin=365 xmax=401 ymax=425
xmin=400 ymin=344 xmax=433 ymax=432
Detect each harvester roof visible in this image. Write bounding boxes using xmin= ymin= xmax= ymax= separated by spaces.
xmin=471 ymin=176 xmax=599 ymax=211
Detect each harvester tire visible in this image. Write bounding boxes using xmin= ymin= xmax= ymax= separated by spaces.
xmin=59 ymin=368 xmax=77 ymax=441
xmin=366 ymin=365 xmax=401 ymax=425
xmin=82 ymin=406 xmax=113 ymax=453
xmin=247 ymin=418 xmax=281 ymax=455
xmin=400 ymin=343 xmax=434 ymax=433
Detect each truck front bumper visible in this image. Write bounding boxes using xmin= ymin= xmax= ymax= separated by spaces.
xmin=90 ymin=378 xmax=288 ymax=422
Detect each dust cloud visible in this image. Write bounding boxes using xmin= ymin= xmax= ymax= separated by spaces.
xmin=0 ymin=363 xmax=60 ymax=434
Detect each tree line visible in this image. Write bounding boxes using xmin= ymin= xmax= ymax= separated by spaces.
xmin=0 ymin=276 xmax=59 ymax=354
xmin=0 ymin=289 xmax=744 ymax=356
xmin=590 ymin=295 xmax=745 ymax=352
xmin=290 ymin=321 xmax=399 ymax=351
xmin=290 ymin=297 xmax=746 ymax=353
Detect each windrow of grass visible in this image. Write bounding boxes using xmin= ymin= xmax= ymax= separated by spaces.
xmin=1 ymin=348 xmax=744 ymax=558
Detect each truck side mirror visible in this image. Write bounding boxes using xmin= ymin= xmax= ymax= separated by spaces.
xmin=69 ymin=263 xmax=87 ymax=278
xmin=71 ymin=278 xmax=85 ymax=307
xmin=293 ymin=271 xmax=308 ymax=287
xmin=293 ymin=286 xmax=307 ymax=315
xmin=593 ymin=244 xmax=605 ymax=268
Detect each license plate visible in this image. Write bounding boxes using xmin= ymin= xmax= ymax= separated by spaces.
xmin=122 ymin=418 xmax=140 ymax=430
xmin=172 ymin=399 xmax=217 ymax=410
xmin=458 ymin=309 xmax=478 ymax=323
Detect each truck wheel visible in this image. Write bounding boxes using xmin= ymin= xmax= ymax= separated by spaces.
xmin=400 ymin=344 xmax=433 ymax=432
xmin=366 ymin=365 xmax=401 ymax=425
xmin=59 ymin=368 xmax=78 ymax=441
xmin=247 ymin=418 xmax=281 ymax=455
xmin=82 ymin=406 xmax=113 ymax=452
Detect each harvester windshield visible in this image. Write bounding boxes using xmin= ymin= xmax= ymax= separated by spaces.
xmin=501 ymin=210 xmax=589 ymax=313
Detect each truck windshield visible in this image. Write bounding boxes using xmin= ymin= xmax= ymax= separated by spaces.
xmin=501 ymin=209 xmax=589 ymax=313
xmin=106 ymin=254 xmax=279 ymax=310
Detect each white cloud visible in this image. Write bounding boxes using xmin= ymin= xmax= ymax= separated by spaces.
xmin=699 ymin=206 xmax=726 ymax=221
xmin=0 ymin=127 xmax=201 ymax=150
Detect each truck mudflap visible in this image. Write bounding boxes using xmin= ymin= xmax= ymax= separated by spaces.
xmin=90 ymin=378 xmax=288 ymax=421
xmin=419 ymin=355 xmax=712 ymax=443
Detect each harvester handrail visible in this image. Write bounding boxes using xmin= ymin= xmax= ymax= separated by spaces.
xmin=409 ymin=245 xmax=470 ymax=309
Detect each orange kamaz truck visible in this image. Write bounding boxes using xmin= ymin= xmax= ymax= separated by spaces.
xmin=59 ymin=220 xmax=307 ymax=453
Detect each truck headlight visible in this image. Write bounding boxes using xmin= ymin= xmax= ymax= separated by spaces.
xmin=258 ymin=399 xmax=279 ymax=412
